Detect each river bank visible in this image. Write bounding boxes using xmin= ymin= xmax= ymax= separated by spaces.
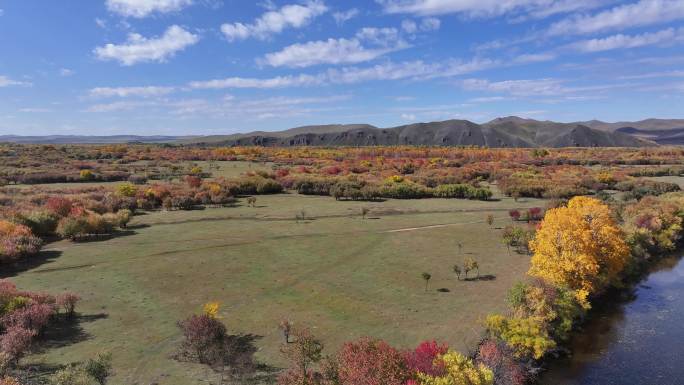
xmin=538 ymin=253 xmax=684 ymax=385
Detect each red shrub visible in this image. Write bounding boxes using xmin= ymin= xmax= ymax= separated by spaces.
xmin=323 ymin=166 xmax=342 ymax=175
xmin=56 ymin=292 xmax=80 ymax=316
xmin=185 ymin=175 xmax=202 ymax=188
xmin=337 ymin=337 xmax=409 ymax=385
xmin=404 ymin=340 xmax=448 ymax=377
xmin=45 ymin=197 xmax=72 ymax=217
xmin=0 ymin=326 xmax=35 ymax=363
xmin=509 ymin=209 xmax=521 ymax=221
xmin=476 ymin=339 xmax=526 ymax=385
xmin=2 ymin=303 xmax=55 ymax=333
xmin=177 ymin=314 xmax=227 ymax=364
xmin=275 ymin=169 xmax=290 ymax=178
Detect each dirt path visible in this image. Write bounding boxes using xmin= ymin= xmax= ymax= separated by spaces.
xmin=383 ymin=216 xmax=508 ymax=233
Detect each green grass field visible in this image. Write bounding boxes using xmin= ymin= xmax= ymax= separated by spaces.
xmin=7 ymin=191 xmax=544 ymax=384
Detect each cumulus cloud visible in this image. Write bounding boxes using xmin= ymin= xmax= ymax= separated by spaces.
xmin=221 ymin=1 xmax=327 ymax=41
xmin=333 ymin=8 xmax=359 ymax=25
xmin=548 ymin=0 xmax=684 ymax=37
xmin=94 ymin=25 xmax=199 ymax=66
xmin=402 ymin=17 xmax=440 ymax=33
xmin=0 ymin=76 xmax=31 ymax=87
xmin=568 ymin=28 xmax=684 ymax=52
xmin=261 ymin=27 xmax=409 ymax=67
xmin=106 ymin=0 xmax=193 ymax=18
xmin=89 ymin=86 xmax=176 ymax=98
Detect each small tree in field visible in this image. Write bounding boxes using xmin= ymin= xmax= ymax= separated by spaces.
xmin=279 ymin=319 xmax=291 ymax=344
xmin=486 ymin=214 xmax=494 ymax=227
xmin=453 ymin=265 xmax=462 ymax=280
xmin=361 ymin=207 xmax=369 ymax=220
xmin=246 ymin=197 xmax=257 ymax=207
xmin=463 ymin=257 xmax=479 ymax=279
xmin=280 ymin=328 xmax=323 ymax=380
xmin=56 ymin=292 xmax=80 ymax=318
xmin=422 ymin=272 xmax=432 ymax=292
xmin=509 ymin=209 xmax=521 ymax=222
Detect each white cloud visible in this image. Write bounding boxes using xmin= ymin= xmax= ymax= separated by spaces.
xmin=18 ymin=108 xmax=52 ymax=113
xmin=106 ymin=0 xmax=193 ymax=18
xmin=401 ymin=113 xmax=417 ymax=120
xmin=402 ymin=17 xmax=440 ymax=33
xmin=469 ymin=96 xmax=507 ymax=102
xmin=188 ymin=74 xmax=326 ymax=89
xmin=461 ymin=78 xmax=635 ymax=97
xmin=420 ymin=17 xmax=441 ymax=31
xmin=0 ymin=76 xmax=31 ymax=88
xmin=568 ymin=28 xmax=684 ymax=53
xmin=402 ymin=19 xmax=418 ymax=33
xmin=261 ymin=27 xmax=409 ymax=67
xmin=333 ymin=8 xmax=359 ymax=25
xmin=89 ymin=86 xmax=175 ymax=98
xmin=462 ymin=78 xmax=566 ymax=96
xmin=94 ymin=25 xmax=199 ymax=66
xmin=548 ymin=0 xmax=684 ymax=37
xmin=512 ymin=0 xmax=613 ymax=21
xmin=59 ymin=68 xmax=75 ymax=77
xmin=512 ymin=52 xmax=556 ymax=63
xmin=221 ymin=1 xmax=327 ymax=41
xmin=87 ymin=100 xmax=157 ymax=112
xmin=619 ymin=70 xmax=684 ymax=80
xmin=95 ymin=18 xmax=107 ymax=29
xmin=377 ymin=0 xmax=603 ymax=18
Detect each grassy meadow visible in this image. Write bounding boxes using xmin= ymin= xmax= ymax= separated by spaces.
xmin=6 ymin=188 xmax=544 ymax=384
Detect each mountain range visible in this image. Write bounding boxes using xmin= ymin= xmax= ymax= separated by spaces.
xmin=3 ymin=117 xmax=684 ymax=147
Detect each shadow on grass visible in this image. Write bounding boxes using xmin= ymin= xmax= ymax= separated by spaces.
xmin=35 ymin=313 xmax=108 ymax=352
xmin=463 ymin=274 xmax=496 ymax=282
xmin=126 ymin=223 xmax=150 ymax=230
xmin=73 ymin=229 xmax=137 ymax=243
xmin=437 ymin=288 xmax=451 ymax=293
xmin=176 ymin=333 xmax=279 ymax=383
xmin=0 ymin=250 xmax=63 ymax=278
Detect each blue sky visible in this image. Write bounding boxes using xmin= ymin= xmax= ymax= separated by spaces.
xmin=0 ymin=0 xmax=683 ymax=136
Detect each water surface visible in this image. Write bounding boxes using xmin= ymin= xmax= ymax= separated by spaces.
xmin=540 ymin=255 xmax=684 ymax=385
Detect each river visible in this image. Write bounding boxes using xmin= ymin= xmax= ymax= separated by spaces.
xmin=539 ymin=255 xmax=684 ymax=385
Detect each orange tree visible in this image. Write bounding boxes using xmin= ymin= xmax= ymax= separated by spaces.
xmin=528 ymin=196 xmax=629 ymax=308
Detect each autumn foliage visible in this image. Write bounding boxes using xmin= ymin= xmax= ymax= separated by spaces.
xmin=528 ymin=196 xmax=629 ymax=307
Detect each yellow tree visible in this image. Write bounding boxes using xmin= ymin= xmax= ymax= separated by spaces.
xmin=528 ymin=196 xmax=629 ymax=307
xmin=417 ymin=351 xmax=494 ymax=385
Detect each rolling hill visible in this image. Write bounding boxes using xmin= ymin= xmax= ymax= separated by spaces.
xmin=189 ymin=117 xmax=652 ymax=148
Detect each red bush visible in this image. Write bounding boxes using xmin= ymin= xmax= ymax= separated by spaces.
xmin=0 ymin=326 xmax=35 ymax=363
xmin=56 ymin=292 xmax=80 ymax=316
xmin=337 ymin=337 xmax=409 ymax=385
xmin=45 ymin=197 xmax=72 ymax=217
xmin=2 ymin=303 xmax=55 ymax=333
xmin=509 ymin=209 xmax=521 ymax=221
xmin=476 ymin=339 xmax=526 ymax=385
xmin=404 ymin=340 xmax=448 ymax=377
xmin=177 ymin=314 xmax=227 ymax=364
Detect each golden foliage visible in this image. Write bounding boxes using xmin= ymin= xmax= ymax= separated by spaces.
xmin=528 ymin=196 xmax=629 ymax=307
xmin=485 ymin=315 xmax=556 ymax=360
xmin=417 ymin=351 xmax=494 ymax=385
xmin=203 ymin=302 xmax=220 ymax=318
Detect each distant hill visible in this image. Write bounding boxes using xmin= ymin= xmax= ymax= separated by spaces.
xmin=189 ymin=117 xmax=651 ymax=148
xmin=6 ymin=117 xmax=684 ymax=147
xmin=0 ymin=135 xmax=194 ymax=144
xmin=180 ymin=124 xmax=376 ymax=144
xmin=579 ymin=119 xmax=684 ymax=144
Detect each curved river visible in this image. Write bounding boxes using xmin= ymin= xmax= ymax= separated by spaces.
xmin=539 ymin=255 xmax=684 ymax=385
